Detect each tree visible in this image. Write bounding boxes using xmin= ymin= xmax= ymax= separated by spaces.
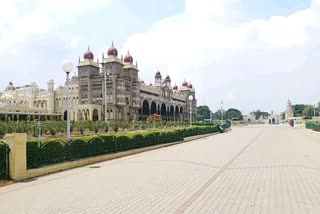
xmin=225 ymin=108 xmax=243 ymax=120
xmin=212 ymin=109 xmax=226 ymax=120
xmin=252 ymin=110 xmax=270 ymax=120
xmin=292 ymin=104 xmax=306 ymax=117
xmin=302 ymin=105 xmax=314 ymax=117
xmin=197 ymin=105 xmax=212 ymax=121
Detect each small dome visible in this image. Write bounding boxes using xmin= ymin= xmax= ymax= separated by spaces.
xmin=5 ymin=82 xmax=15 ymax=91
xmin=140 ymin=80 xmax=145 ymax=84
xmin=182 ymin=80 xmax=188 ymax=87
xmin=107 ymin=42 xmax=118 ymax=57
xmin=124 ymin=50 xmax=133 ymax=64
xmin=173 ymin=85 xmax=178 ymax=90
xmin=83 ymin=46 xmax=94 ymax=60
xmin=155 ymin=70 xmax=162 ymax=78
xmin=188 ymin=82 xmax=193 ymax=89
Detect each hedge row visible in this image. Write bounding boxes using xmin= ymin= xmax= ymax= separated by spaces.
xmin=27 ymin=126 xmax=219 ymax=169
xmin=306 ymin=122 xmax=320 ymax=131
xmin=0 ymin=142 xmax=9 ymax=179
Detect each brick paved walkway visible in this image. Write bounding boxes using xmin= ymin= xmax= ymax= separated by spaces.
xmin=1 ymin=125 xmax=320 ymax=213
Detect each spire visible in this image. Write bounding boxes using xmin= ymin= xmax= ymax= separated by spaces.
xmin=102 ymin=53 xmax=104 ymax=59
xmin=136 ymin=60 xmax=138 ymax=67
xmin=111 ymin=41 xmax=114 ymax=47
xmin=87 ymin=45 xmax=90 ymax=51
xmin=78 ymin=57 xmax=80 ymax=62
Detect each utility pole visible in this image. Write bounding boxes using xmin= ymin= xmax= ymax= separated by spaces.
xmin=220 ymin=100 xmax=223 ymax=122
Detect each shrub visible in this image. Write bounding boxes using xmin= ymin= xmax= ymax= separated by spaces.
xmin=67 ymin=138 xmax=90 ymax=160
xmin=131 ymin=134 xmax=145 ymax=148
xmin=26 ymin=140 xmax=40 ymax=169
xmin=115 ymin=134 xmax=132 ymax=151
xmin=87 ymin=136 xmax=106 ymax=156
xmin=30 ymin=139 xmax=66 ymax=168
xmin=99 ymin=134 xmax=115 ymax=153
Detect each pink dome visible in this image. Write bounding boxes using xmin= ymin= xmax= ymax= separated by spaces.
xmin=124 ymin=51 xmax=133 ymax=64
xmin=83 ymin=46 xmax=94 ymax=60
xmin=188 ymin=82 xmax=193 ymax=89
xmin=182 ymin=80 xmax=188 ymax=87
xmin=173 ymin=85 xmax=178 ymax=90
xmin=107 ymin=42 xmax=118 ymax=57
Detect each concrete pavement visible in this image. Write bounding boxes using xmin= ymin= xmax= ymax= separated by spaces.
xmin=1 ymin=125 xmax=320 ymax=213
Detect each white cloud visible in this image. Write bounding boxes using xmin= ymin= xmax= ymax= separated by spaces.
xmin=0 ymin=0 xmax=111 ymax=88
xmin=122 ymin=0 xmax=320 ymax=112
xmin=0 ymin=0 xmax=111 ymax=54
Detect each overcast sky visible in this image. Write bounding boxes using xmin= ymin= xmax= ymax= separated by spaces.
xmin=0 ymin=0 xmax=319 ymax=114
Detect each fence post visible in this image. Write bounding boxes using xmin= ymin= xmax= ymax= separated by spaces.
xmin=4 ymin=133 xmax=27 ymax=180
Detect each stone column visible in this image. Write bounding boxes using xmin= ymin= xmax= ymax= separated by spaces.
xmin=4 ymin=133 xmax=27 ymax=180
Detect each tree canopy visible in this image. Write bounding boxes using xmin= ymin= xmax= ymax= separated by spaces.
xmin=197 ymin=106 xmax=243 ymax=121
xmin=302 ymin=105 xmax=314 ymax=117
xmin=225 ymin=108 xmax=243 ymax=120
xmin=196 ymin=105 xmax=212 ymax=121
xmin=252 ymin=110 xmax=270 ymax=120
xmin=292 ymin=104 xmax=307 ymax=117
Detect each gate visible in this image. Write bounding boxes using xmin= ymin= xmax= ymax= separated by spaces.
xmin=0 ymin=142 xmax=9 ymax=180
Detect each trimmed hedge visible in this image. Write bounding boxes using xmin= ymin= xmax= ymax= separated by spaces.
xmin=306 ymin=122 xmax=320 ymax=131
xmin=26 ymin=126 xmax=219 ymax=169
xmin=0 ymin=141 xmax=9 ymax=179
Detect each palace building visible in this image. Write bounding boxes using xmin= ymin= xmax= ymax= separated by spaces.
xmin=0 ymin=43 xmax=197 ymax=122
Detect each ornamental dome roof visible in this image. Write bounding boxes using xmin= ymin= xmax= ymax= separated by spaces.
xmin=173 ymin=84 xmax=178 ymax=90
xmin=5 ymin=82 xmax=15 ymax=91
xmin=124 ymin=50 xmax=133 ymax=64
xmin=107 ymin=42 xmax=118 ymax=57
xmin=182 ymin=80 xmax=188 ymax=87
xmin=83 ymin=46 xmax=94 ymax=60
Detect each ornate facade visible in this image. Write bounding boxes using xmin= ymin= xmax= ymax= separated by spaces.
xmin=0 ymin=43 xmax=197 ymax=122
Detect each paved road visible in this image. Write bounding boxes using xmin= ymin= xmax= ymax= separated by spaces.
xmin=1 ymin=125 xmax=320 ymax=214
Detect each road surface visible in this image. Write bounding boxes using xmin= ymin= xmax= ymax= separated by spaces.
xmin=1 ymin=125 xmax=320 ymax=214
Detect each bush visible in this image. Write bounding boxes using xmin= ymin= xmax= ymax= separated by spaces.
xmin=26 ymin=140 xmax=40 ymax=169
xmin=131 ymin=134 xmax=145 ymax=148
xmin=115 ymin=135 xmax=132 ymax=151
xmin=67 ymin=138 xmax=90 ymax=160
xmin=87 ymin=136 xmax=105 ymax=156
xmin=29 ymin=139 xmax=66 ymax=168
xmin=306 ymin=121 xmax=320 ymax=131
xmin=98 ymin=134 xmax=115 ymax=153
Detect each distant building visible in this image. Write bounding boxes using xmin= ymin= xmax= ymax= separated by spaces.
xmin=268 ymin=111 xmax=281 ymax=124
xmin=0 ymin=43 xmax=197 ymax=122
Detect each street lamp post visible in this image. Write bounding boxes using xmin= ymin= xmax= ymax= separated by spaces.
xmin=38 ymin=121 xmax=41 ymax=141
xmin=220 ymin=100 xmax=223 ymax=123
xmin=188 ymin=95 xmax=193 ymax=127
xmin=313 ymin=101 xmax=317 ymax=123
xmin=62 ymin=61 xmax=73 ymax=141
